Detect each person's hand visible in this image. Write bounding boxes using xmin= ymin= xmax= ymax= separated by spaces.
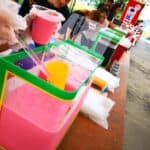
xmin=0 ymin=9 xmax=19 ymax=47
xmin=0 ymin=7 xmax=27 ymax=52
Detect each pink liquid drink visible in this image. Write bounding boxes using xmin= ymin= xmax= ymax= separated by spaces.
xmin=0 ymin=64 xmax=90 ymax=150
xmin=31 ymin=11 xmax=60 ymax=44
xmin=65 ymin=64 xmax=90 ymax=91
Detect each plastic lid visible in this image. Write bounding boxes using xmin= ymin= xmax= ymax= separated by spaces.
xmin=112 ymin=28 xmax=126 ymax=36
xmin=37 ymin=11 xmax=61 ymax=23
xmin=98 ymin=30 xmax=121 ymax=44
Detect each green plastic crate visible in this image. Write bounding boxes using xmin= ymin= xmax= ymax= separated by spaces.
xmin=0 ymin=40 xmax=104 ymax=109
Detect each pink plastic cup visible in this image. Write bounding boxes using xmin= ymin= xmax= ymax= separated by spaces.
xmin=31 ymin=11 xmax=60 ymax=45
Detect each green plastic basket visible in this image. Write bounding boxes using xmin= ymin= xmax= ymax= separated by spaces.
xmin=0 ymin=40 xmax=104 ymax=109
xmin=111 ymin=28 xmax=126 ymax=37
xmin=91 ymin=28 xmax=122 ymax=51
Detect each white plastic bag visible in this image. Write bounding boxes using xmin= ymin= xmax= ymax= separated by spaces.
xmin=119 ymin=37 xmax=132 ymax=49
xmin=0 ymin=0 xmax=19 ymax=13
xmin=81 ymin=88 xmax=115 ymax=129
xmin=0 ymin=0 xmax=27 ymax=50
xmin=0 ymin=0 xmax=27 ymax=30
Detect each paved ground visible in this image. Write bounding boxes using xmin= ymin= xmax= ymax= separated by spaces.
xmin=123 ymin=39 xmax=150 ymax=150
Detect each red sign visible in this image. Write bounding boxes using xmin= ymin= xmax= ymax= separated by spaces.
xmin=121 ymin=0 xmax=145 ymax=25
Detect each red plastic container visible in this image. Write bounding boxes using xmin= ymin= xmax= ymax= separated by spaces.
xmin=110 ymin=44 xmax=128 ymax=63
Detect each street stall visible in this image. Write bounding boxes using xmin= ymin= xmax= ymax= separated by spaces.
xmin=57 ymin=50 xmax=130 ymax=150
xmin=0 ymin=0 xmax=145 ymax=150
xmin=0 ymin=32 xmax=128 ymax=150
xmin=56 ymin=1 xmax=145 ymax=149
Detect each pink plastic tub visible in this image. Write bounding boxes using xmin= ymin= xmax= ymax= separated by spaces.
xmin=0 ymin=41 xmax=103 ymax=150
xmin=0 ymin=65 xmax=91 ymax=150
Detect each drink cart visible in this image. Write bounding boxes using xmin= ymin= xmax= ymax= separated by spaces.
xmin=0 ymin=40 xmax=104 ymax=150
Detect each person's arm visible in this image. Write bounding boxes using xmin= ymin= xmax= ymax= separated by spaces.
xmin=58 ymin=13 xmax=80 ymax=40
xmin=19 ymin=0 xmax=31 ymax=16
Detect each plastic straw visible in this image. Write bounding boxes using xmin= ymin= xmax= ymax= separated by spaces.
xmin=17 ymin=35 xmax=49 ymax=78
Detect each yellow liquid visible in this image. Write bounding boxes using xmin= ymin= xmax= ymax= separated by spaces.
xmin=45 ymin=60 xmax=69 ymax=89
xmin=92 ymin=76 xmax=107 ymax=88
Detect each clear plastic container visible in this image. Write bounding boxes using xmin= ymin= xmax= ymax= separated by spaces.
xmin=75 ymin=28 xmax=122 ymax=67
xmin=0 ymin=40 xmax=104 ymax=150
